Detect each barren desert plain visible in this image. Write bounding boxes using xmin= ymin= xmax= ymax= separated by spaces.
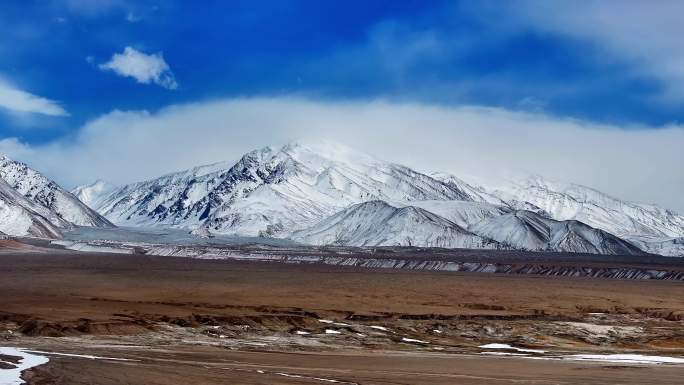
xmin=1 ymin=240 xmax=684 ymax=384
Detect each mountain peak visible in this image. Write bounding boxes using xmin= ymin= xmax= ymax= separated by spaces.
xmin=279 ymin=139 xmax=377 ymax=166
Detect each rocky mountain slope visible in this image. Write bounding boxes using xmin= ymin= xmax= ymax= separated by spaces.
xmin=71 ymin=180 xmax=117 ymax=209
xmin=469 ymin=210 xmax=643 ymax=255
xmin=628 ymin=237 xmax=684 ymax=257
xmin=477 ymin=175 xmax=684 ymax=240
xmin=0 ymin=178 xmax=64 ymax=238
xmin=292 ymin=200 xmax=500 ymax=248
xmin=0 ymin=156 xmax=113 ymax=228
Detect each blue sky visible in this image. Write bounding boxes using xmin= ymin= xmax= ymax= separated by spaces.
xmin=2 ymin=0 xmax=683 ymax=141
xmin=0 ymin=1 xmax=683 ymax=210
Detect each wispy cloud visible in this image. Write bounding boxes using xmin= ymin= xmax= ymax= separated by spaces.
xmin=0 ymin=78 xmax=69 ymax=116
xmin=496 ymin=0 xmax=684 ymax=102
xmin=99 ymin=47 xmax=178 ymax=89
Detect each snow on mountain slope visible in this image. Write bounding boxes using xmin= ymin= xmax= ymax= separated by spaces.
xmin=392 ymin=200 xmax=511 ymax=229
xmin=479 ymin=175 xmax=684 ymax=239
xmin=292 ymin=200 xmax=500 ymax=248
xmin=77 ymin=160 xmax=234 ymax=228
xmin=71 ymin=180 xmax=117 ymax=209
xmin=0 ymin=156 xmax=113 ymax=228
xmin=430 ymin=172 xmax=506 ymax=205
xmin=431 ymin=172 xmax=552 ymax=217
xmin=628 ymin=237 xmax=684 ymax=257
xmin=88 ymin=140 xmax=474 ymax=236
xmin=0 ymin=178 xmax=63 ymax=238
xmin=469 ymin=210 xmax=644 ymax=255
xmin=75 ymin=140 xmax=684 ymax=255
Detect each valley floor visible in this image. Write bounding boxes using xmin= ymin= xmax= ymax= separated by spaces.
xmin=1 ymin=246 xmax=684 ymax=384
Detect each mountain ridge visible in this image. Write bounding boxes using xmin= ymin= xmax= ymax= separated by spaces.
xmin=0 ymin=155 xmax=114 ymax=228
xmin=292 ymin=200 xmax=501 ymax=249
xmin=69 ymin=140 xmax=684 ymax=256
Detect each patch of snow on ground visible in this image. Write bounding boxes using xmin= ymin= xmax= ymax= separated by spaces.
xmin=566 ymin=354 xmax=684 ymax=365
xmin=23 ymin=350 xmax=137 ymax=361
xmin=479 ymin=343 xmax=545 ymax=354
xmin=479 ymin=352 xmax=529 ymax=356
xmin=401 ymin=338 xmax=429 ymax=344
xmin=0 ymin=347 xmax=49 ymax=385
xmin=275 ymin=372 xmax=358 ymax=384
xmin=324 ymin=329 xmax=341 ymax=335
xmin=51 ymin=241 xmax=134 ymax=254
xmin=370 ymin=326 xmax=389 ymax=331
xmin=559 ymin=322 xmax=641 ymax=338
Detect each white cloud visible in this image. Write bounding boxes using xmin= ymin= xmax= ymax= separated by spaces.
xmin=99 ymin=47 xmax=178 ymax=89
xmin=0 ymin=78 xmax=69 ymax=116
xmin=1 ymin=98 xmax=682 ymax=213
xmin=500 ymin=0 xmax=684 ymax=101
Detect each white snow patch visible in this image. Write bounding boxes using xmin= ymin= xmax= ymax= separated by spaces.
xmin=369 ymin=326 xmax=389 ymax=331
xmin=324 ymin=329 xmax=341 ymax=335
xmin=23 ymin=350 xmax=137 ymax=361
xmin=401 ymin=337 xmax=429 ymax=344
xmin=51 ymin=240 xmax=134 ymax=254
xmin=480 ymin=352 xmax=529 ymax=356
xmin=275 ymin=372 xmax=357 ymax=384
xmin=566 ymin=354 xmax=684 ymax=365
xmin=479 ymin=343 xmax=545 ymax=354
xmin=0 ymin=347 xmax=49 ymax=385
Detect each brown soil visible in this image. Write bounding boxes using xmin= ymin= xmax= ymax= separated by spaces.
xmin=21 ymin=347 xmax=684 ymax=385
xmin=0 ymin=251 xmax=682 ymax=384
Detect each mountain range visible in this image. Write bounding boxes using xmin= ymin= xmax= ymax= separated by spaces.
xmin=0 ymin=141 xmax=680 ymax=256
xmin=64 ymin=140 xmax=683 ymax=256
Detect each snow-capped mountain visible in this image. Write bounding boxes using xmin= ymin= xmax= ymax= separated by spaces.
xmin=71 ymin=180 xmax=117 ymax=209
xmin=79 ymin=140 xmax=684 ymax=256
xmin=0 ymin=156 xmax=113 ymax=228
xmin=0 ymin=177 xmax=63 ymax=239
xmin=476 ymin=175 xmax=684 ymax=240
xmin=469 ymin=210 xmax=643 ymax=255
xmin=86 ymin=140 xmax=473 ymax=236
xmin=292 ymin=200 xmax=500 ymax=249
